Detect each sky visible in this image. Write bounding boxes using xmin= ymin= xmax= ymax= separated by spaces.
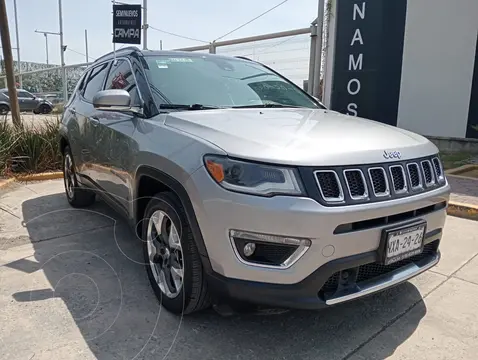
xmin=4 ymin=0 xmax=319 ymax=65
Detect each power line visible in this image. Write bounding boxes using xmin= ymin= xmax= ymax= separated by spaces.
xmin=214 ymin=0 xmax=289 ymax=42
xmin=149 ymin=26 xmax=208 ymax=44
xmin=66 ymin=47 xmax=95 ymax=61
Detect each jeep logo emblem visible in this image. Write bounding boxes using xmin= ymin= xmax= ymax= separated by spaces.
xmin=383 ymin=150 xmax=401 ymax=160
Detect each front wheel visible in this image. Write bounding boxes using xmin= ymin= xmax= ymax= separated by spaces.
xmin=0 ymin=104 xmax=9 ymax=115
xmin=142 ymin=192 xmax=211 ymax=315
xmin=39 ymin=104 xmax=52 ymax=114
xmin=63 ymin=146 xmax=96 ymax=207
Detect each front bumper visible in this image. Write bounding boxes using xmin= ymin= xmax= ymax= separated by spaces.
xmin=205 ymin=241 xmax=440 ymax=310
xmin=187 ymin=166 xmax=449 ymax=282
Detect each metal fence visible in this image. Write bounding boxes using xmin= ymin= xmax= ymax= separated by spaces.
xmin=0 ymin=21 xmax=327 ymax=105
xmin=175 ymin=26 xmax=324 ymax=97
xmin=0 ymin=62 xmax=90 ymax=105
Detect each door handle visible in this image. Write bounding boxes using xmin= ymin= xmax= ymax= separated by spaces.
xmin=89 ymin=117 xmax=100 ymax=126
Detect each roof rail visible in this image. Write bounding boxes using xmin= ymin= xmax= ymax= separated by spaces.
xmin=93 ymin=46 xmax=141 ymax=63
xmin=234 ymin=56 xmax=253 ymax=61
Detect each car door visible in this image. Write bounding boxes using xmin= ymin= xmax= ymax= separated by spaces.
xmin=17 ymin=90 xmax=37 ymax=111
xmin=76 ymin=61 xmax=111 ymax=185
xmin=89 ymin=58 xmax=142 ymax=211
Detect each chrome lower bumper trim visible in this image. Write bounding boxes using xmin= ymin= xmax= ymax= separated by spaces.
xmin=325 ymin=252 xmax=440 ymax=306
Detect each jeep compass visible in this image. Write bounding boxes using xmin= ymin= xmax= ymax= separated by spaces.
xmin=59 ymin=47 xmax=450 ymax=314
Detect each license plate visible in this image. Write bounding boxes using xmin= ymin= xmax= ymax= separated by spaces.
xmin=383 ymin=222 xmax=426 ymax=265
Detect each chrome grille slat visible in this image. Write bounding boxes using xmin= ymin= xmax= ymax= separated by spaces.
xmin=389 ymin=165 xmax=407 ymax=194
xmin=314 ymin=170 xmax=344 ymax=202
xmin=368 ymin=167 xmax=390 ymax=197
xmin=432 ymin=157 xmax=444 ymax=182
xmin=343 ymin=169 xmax=368 ymax=200
xmin=407 ymin=163 xmax=422 ymax=190
xmin=421 ymin=160 xmax=435 ymax=186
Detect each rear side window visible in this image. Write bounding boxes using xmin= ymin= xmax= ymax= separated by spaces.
xmin=104 ymin=59 xmax=141 ymax=106
xmin=83 ymin=62 xmax=110 ymax=102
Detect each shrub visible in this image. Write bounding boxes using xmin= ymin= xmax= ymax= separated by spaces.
xmin=0 ymin=117 xmax=62 ymax=176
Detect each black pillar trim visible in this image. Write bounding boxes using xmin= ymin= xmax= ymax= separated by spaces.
xmin=465 ymin=34 xmax=478 ymax=139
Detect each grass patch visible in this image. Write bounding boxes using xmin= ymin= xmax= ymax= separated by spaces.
xmin=0 ymin=117 xmax=62 ymax=176
xmin=441 ymin=152 xmax=476 ymax=170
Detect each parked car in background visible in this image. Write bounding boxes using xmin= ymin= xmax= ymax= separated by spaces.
xmin=0 ymin=88 xmax=54 ymax=115
xmin=59 ymin=47 xmax=450 ymax=315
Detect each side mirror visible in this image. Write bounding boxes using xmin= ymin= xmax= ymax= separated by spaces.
xmin=93 ymin=89 xmax=131 ymax=110
xmin=93 ymin=89 xmax=143 ymax=116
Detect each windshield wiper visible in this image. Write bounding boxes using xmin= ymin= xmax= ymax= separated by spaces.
xmin=159 ymin=103 xmax=221 ymax=111
xmin=232 ymin=103 xmax=301 ymax=109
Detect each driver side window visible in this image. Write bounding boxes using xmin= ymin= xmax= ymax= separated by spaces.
xmin=82 ymin=62 xmax=110 ymax=102
xmin=104 ymin=59 xmax=141 ymax=106
xmin=17 ymin=91 xmax=33 ymax=99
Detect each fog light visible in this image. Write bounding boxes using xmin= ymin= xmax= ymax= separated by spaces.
xmin=243 ymin=242 xmax=256 ymax=257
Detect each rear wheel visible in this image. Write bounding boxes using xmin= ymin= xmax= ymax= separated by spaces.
xmin=63 ymin=146 xmax=96 ymax=207
xmin=142 ymin=192 xmax=211 ymax=314
xmin=0 ymin=104 xmax=9 ymax=115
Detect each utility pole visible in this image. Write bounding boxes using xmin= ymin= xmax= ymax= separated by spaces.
xmin=58 ymin=0 xmax=67 ymax=103
xmin=36 ymin=30 xmax=59 ymax=65
xmin=160 ymin=40 xmax=162 ymax=50
xmin=0 ymin=0 xmax=21 ymax=127
xmin=44 ymin=33 xmax=49 ymax=64
xmin=313 ymin=0 xmax=325 ymax=99
xmin=143 ymin=0 xmax=148 ymax=50
xmin=13 ymin=0 xmax=21 ymax=87
xmin=85 ymin=29 xmax=89 ymax=63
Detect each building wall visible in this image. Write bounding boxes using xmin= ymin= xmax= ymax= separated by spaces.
xmin=397 ymin=0 xmax=478 ymax=138
xmin=326 ymin=0 xmax=478 ymax=139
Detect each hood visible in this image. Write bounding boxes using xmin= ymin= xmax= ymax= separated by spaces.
xmin=163 ymin=108 xmax=438 ymax=166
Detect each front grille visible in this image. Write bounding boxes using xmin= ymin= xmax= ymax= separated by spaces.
xmin=307 ymin=155 xmax=445 ymax=206
xmin=407 ymin=163 xmax=421 ymax=189
xmin=421 ymin=160 xmax=434 ymax=186
xmin=320 ymin=241 xmax=438 ymax=295
xmin=369 ymin=168 xmax=389 ymax=196
xmin=344 ymin=170 xmax=367 ymax=199
xmin=389 ymin=165 xmax=406 ymax=193
xmin=315 ymin=171 xmax=343 ymax=201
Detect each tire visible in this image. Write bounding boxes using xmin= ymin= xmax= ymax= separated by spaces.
xmin=142 ymin=191 xmax=211 ymax=315
xmin=40 ymin=104 xmax=52 ymax=114
xmin=63 ymin=146 xmax=96 ymax=207
xmin=0 ymin=104 xmax=9 ymax=115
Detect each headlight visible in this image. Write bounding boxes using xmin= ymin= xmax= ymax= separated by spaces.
xmin=204 ymin=155 xmax=305 ymax=196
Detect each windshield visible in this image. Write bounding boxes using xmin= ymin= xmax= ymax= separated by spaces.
xmin=143 ymin=54 xmax=322 ymax=109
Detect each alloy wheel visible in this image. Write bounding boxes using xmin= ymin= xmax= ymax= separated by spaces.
xmin=147 ymin=210 xmax=184 ymax=298
xmin=64 ymin=153 xmax=75 ymax=199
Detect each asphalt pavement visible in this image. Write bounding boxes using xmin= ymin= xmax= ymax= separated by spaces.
xmin=1 ymin=180 xmax=478 ymax=360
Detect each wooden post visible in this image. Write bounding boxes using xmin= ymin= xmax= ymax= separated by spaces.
xmin=0 ymin=0 xmax=21 ymax=127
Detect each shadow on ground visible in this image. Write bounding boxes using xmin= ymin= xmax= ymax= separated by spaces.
xmin=4 ymin=192 xmax=427 ymax=359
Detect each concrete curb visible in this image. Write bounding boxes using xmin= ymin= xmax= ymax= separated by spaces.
xmin=447 ymin=201 xmax=478 ymax=221
xmin=0 ymin=178 xmax=15 ymax=189
xmin=446 ymin=164 xmax=478 ymax=177
xmin=1 ymin=172 xmax=63 ymax=189
xmin=14 ymin=172 xmax=63 ymax=182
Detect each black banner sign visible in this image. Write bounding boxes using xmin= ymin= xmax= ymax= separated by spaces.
xmin=113 ymin=4 xmax=142 ymax=45
xmin=330 ymin=0 xmax=407 ymax=126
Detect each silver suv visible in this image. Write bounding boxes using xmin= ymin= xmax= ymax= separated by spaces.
xmin=60 ymin=47 xmax=450 ymax=315
xmin=0 ymin=88 xmax=53 ymax=114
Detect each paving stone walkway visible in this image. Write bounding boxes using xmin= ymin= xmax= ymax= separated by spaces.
xmin=448 ymin=175 xmax=478 ymax=206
